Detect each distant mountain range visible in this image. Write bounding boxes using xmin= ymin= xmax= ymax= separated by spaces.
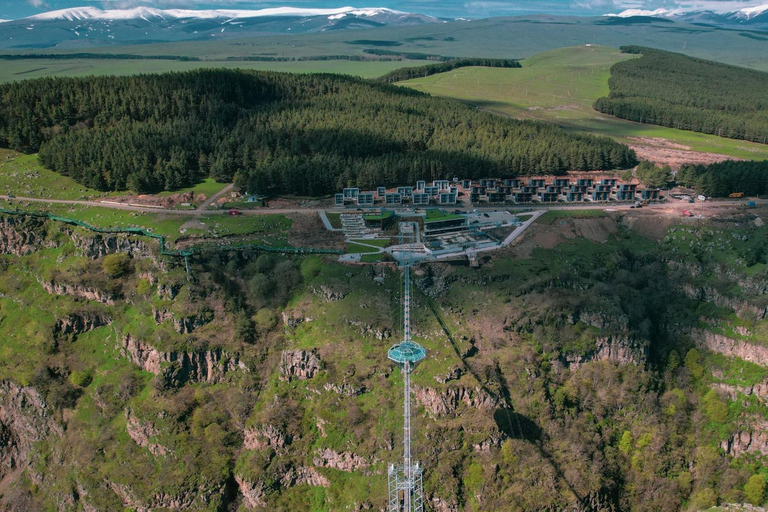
xmin=605 ymin=4 xmax=768 ymax=31
xmin=0 ymin=6 xmax=442 ymax=49
xmin=0 ymin=4 xmax=767 ymax=51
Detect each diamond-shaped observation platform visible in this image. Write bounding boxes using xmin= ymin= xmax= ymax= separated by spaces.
xmin=388 ymin=341 xmax=426 ymax=367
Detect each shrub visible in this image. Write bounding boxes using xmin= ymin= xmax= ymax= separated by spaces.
xmin=102 ymin=253 xmax=130 ymax=278
xmin=745 ymin=474 xmax=766 ymax=506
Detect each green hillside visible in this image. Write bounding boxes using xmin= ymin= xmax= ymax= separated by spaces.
xmin=595 ymin=47 xmax=768 ymax=144
xmin=401 ymin=46 xmax=768 ymax=161
xmin=2 ymin=208 xmax=768 ymax=510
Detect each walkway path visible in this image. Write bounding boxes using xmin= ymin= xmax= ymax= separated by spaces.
xmin=318 ymin=210 xmax=342 ymax=231
xmin=198 ymin=183 xmax=234 ymax=211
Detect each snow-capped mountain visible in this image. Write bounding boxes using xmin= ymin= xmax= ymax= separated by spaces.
xmin=26 ymin=6 xmax=411 ymax=22
xmin=604 ymin=3 xmax=768 ymax=30
xmin=0 ymin=6 xmax=440 ymax=50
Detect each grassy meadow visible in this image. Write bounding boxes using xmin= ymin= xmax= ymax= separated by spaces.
xmin=401 ymin=46 xmax=768 ymax=160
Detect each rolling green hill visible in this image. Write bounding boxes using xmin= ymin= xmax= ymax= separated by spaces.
xmin=400 ymin=46 xmax=768 ymax=161
xmin=595 ymin=47 xmax=768 ymax=144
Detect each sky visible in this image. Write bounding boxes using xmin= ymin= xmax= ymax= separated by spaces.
xmin=0 ymin=0 xmax=765 ymax=20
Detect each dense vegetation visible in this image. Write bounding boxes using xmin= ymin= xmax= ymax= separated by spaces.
xmin=2 ymin=209 xmax=767 ymax=510
xmin=0 ymin=70 xmax=636 ymax=195
xmin=594 ymin=47 xmax=768 ymax=143
xmin=677 ymin=160 xmax=768 ymax=197
xmin=377 ymin=58 xmax=520 ymax=83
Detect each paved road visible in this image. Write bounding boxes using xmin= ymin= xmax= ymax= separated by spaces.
xmin=1 ymin=193 xmax=763 ymax=219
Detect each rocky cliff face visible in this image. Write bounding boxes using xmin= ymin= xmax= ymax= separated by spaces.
xmin=125 ymin=409 xmax=170 ymax=457
xmin=152 ymin=307 xmax=212 ymax=335
xmin=279 ymin=350 xmax=323 ymax=382
xmin=574 ymin=310 xmax=629 ymax=331
xmin=560 ymin=334 xmax=649 ymax=370
xmin=313 ymin=448 xmax=375 ymax=472
xmin=40 ymin=280 xmax=118 ymax=305
xmin=53 ymin=312 xmax=112 ymax=337
xmin=106 ymin=479 xmax=225 ymax=511
xmin=681 ymin=284 xmax=767 ymax=321
xmin=0 ymin=381 xmax=62 ymax=478
xmin=0 ymin=216 xmax=52 ymax=256
xmin=691 ymin=329 xmax=768 ymax=367
xmin=71 ymin=232 xmax=156 ymax=260
xmin=119 ymin=334 xmax=246 ymax=385
xmin=243 ymin=424 xmax=291 ymax=451
xmin=712 ymin=380 xmax=768 ymax=404
xmin=721 ymin=420 xmax=768 ymax=458
xmin=280 ymin=465 xmax=329 ymax=488
xmin=413 ymin=385 xmax=498 ymax=418
xmin=236 ymin=476 xmax=268 ymax=509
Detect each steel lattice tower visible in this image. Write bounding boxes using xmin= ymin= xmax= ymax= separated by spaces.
xmin=387 ymin=222 xmax=426 ymax=512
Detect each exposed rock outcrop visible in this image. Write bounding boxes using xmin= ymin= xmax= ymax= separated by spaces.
xmin=243 ymin=424 xmax=290 ymax=451
xmin=323 ymin=382 xmax=366 ymax=396
xmin=280 ymin=466 xmax=330 ymax=488
xmin=71 ymin=232 xmax=155 ymax=260
xmin=435 ymin=365 xmax=465 ymax=384
xmin=0 ymin=216 xmax=51 ymax=256
xmin=575 ymin=310 xmax=629 ymax=331
xmin=431 ymin=496 xmax=460 ymax=512
xmin=691 ymin=329 xmax=768 ymax=367
xmin=560 ymin=335 xmax=648 ymax=370
xmin=157 ymin=282 xmax=181 ymax=300
xmin=712 ymin=380 xmax=768 ymax=404
xmin=313 ymin=448 xmax=374 ymax=472
xmin=119 ymin=334 xmax=246 ymax=385
xmin=413 ymin=386 xmax=498 ymax=417
xmin=720 ymin=420 xmax=768 ymax=457
xmin=311 ymin=285 xmax=347 ymax=302
xmin=0 ymin=381 xmax=63 ymax=478
xmin=152 ymin=307 xmax=212 ymax=334
xmin=347 ymin=319 xmax=391 ymax=340
xmin=53 ymin=312 xmax=111 ymax=337
xmin=125 ymin=409 xmax=169 ymax=457
xmin=279 ymin=350 xmax=323 ymax=382
xmin=107 ymin=479 xmax=224 ymax=511
xmin=236 ymin=476 xmax=268 ymax=509
xmin=40 ymin=280 xmax=117 ymax=305
xmin=680 ymin=284 xmax=767 ymax=321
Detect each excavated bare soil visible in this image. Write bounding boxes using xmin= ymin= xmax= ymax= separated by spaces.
xmin=504 ymin=216 xmax=618 ymax=258
xmin=286 ymin=212 xmax=345 ymax=250
xmin=627 ymin=137 xmax=742 ymax=169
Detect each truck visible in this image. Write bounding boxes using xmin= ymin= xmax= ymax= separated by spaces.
xmin=729 ymin=192 xmax=744 ymax=198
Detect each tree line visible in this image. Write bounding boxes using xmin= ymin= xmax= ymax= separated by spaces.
xmin=594 ymin=46 xmax=768 ymax=144
xmin=376 ymin=58 xmax=521 ymax=83
xmin=0 ymin=69 xmax=636 ymax=195
xmin=676 ymin=160 xmax=768 ymax=197
xmin=0 ymin=53 xmax=200 ymax=61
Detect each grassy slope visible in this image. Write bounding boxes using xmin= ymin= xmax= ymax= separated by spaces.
xmin=401 ymin=46 xmax=768 ymax=160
